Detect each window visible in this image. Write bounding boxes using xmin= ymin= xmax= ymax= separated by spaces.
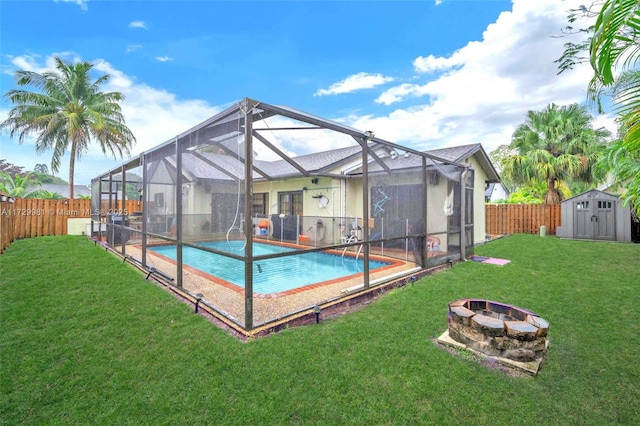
xmin=278 ymin=191 xmax=303 ymax=216
xmin=252 ymin=193 xmax=268 ymax=215
xmin=154 ymin=192 xmax=164 ymax=207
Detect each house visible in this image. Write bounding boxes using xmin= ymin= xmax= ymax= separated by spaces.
xmin=91 ymin=97 xmax=502 ymax=332
xmin=485 ymin=182 xmax=510 ymax=202
xmin=41 ymin=183 xmax=91 ymax=198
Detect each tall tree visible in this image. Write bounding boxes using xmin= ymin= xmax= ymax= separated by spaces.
xmin=589 ymin=0 xmax=640 ymax=215
xmin=489 ymin=144 xmax=517 ymax=193
xmin=501 ymin=103 xmax=610 ymax=204
xmin=595 ymin=136 xmax=640 ymax=218
xmin=33 ymin=163 xmax=49 ymax=174
xmin=0 ymin=57 xmax=135 ymax=199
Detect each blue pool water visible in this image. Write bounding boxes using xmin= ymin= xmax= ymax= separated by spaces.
xmin=149 ymin=241 xmax=389 ymax=294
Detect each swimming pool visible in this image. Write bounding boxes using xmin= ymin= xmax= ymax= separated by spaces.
xmin=148 ymin=241 xmax=390 ymax=294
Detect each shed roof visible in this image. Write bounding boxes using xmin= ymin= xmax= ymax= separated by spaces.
xmin=560 ymin=189 xmax=621 ymax=204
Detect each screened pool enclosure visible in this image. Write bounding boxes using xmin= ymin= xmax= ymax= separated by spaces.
xmin=91 ymin=97 xmax=474 ymax=335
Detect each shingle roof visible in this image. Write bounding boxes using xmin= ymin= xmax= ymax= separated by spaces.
xmin=176 ymin=146 xmax=365 ymax=182
xmin=41 ymin=184 xmax=91 ymax=198
xmin=173 ymin=142 xmax=501 ymax=183
xmin=425 ymin=144 xmax=481 ymax=163
xmin=424 ymin=143 xmax=501 ymax=182
xmin=106 ymin=97 xmax=500 ymax=184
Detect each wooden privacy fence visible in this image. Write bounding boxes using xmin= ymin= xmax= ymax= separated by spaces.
xmin=0 ymin=198 xmax=142 ymax=251
xmin=0 ymin=194 xmax=14 ymax=254
xmin=3 ymin=198 xmax=560 ymax=253
xmin=485 ymin=204 xmax=561 ymax=236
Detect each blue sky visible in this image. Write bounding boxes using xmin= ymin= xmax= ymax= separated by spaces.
xmin=0 ymin=0 xmax=612 ymax=187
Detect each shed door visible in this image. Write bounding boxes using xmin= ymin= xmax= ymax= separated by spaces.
xmin=575 ymin=201 xmax=592 ymax=239
xmin=574 ymin=199 xmax=616 ymax=240
xmin=595 ymin=200 xmax=616 ymax=241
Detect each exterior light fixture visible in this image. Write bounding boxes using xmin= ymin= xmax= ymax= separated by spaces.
xmin=8 ymin=197 xmax=15 ymax=204
xmin=0 ymin=195 xmax=6 ymax=202
xmin=313 ymin=305 xmax=321 ymax=323
xmin=195 ymin=293 xmax=204 ymax=313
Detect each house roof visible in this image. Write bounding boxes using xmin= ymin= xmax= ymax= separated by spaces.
xmin=485 ymin=182 xmax=510 ymax=198
xmin=344 ymin=143 xmax=501 ymax=182
xmin=41 ymin=184 xmax=91 ymax=198
xmin=164 ymin=145 xmax=366 ymax=183
xmin=426 ymin=143 xmax=501 ymax=182
xmin=560 ymin=189 xmax=621 ymax=204
xmin=97 ymin=97 xmax=501 ymax=185
xmin=174 ymin=142 xmax=501 ymax=184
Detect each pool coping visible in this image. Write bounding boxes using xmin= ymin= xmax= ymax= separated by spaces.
xmin=141 ymin=240 xmax=405 ymax=298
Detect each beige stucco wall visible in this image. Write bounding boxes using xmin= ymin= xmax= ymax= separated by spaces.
xmin=425 ymin=173 xmax=450 ymax=247
xmin=67 ymin=218 xmax=91 ymax=235
xmin=253 ymin=176 xmax=348 ymax=243
xmin=148 ymin=150 xmax=491 ymax=245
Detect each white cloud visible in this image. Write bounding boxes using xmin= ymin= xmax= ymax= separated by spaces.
xmin=6 ymin=52 xmax=80 ymax=74
xmin=53 ymin=0 xmax=88 ymax=11
xmin=129 ymin=21 xmax=147 ymax=29
xmin=1 ymin=1 xmax=619 ymax=183
xmin=315 ymin=72 xmax=395 ymax=96
xmin=413 ymin=53 xmax=464 ymax=73
xmin=155 ymin=56 xmax=174 ymax=62
xmin=343 ymin=0 xmax=616 ymax=155
xmin=91 ymin=59 xmax=219 ymax=155
xmin=126 ymin=45 xmax=143 ymax=53
xmin=1 ymin=54 xmax=220 ymax=184
xmin=375 ymin=83 xmax=430 ymax=106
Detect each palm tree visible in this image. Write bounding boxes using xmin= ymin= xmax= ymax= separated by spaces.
xmin=38 ymin=190 xmax=65 ymax=200
xmin=588 ymin=0 xmax=640 ymax=215
xmin=0 ymin=57 xmax=135 ymax=199
xmin=0 ymin=171 xmax=44 ymax=198
xmin=595 ymin=137 xmax=640 ymax=216
xmin=501 ymin=103 xmax=610 ymax=204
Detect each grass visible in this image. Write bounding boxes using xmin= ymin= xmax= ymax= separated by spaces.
xmin=1 ymin=234 xmax=639 ymax=425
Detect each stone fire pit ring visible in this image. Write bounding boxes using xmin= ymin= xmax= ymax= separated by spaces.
xmin=439 ymin=298 xmax=549 ymax=375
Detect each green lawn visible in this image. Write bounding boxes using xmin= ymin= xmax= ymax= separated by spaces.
xmin=1 ymin=234 xmax=639 ymax=425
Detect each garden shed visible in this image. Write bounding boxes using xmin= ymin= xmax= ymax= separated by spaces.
xmin=556 ymin=189 xmax=633 ymax=242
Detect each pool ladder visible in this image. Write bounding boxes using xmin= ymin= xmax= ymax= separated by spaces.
xmin=341 ymin=235 xmax=363 ymax=260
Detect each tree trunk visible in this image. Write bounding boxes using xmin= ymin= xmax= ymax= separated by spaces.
xmin=545 ymin=179 xmax=561 ymax=204
xmin=68 ymin=142 xmax=76 ymax=200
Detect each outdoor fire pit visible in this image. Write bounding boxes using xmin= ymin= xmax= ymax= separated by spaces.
xmin=437 ymin=298 xmax=549 ymax=375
